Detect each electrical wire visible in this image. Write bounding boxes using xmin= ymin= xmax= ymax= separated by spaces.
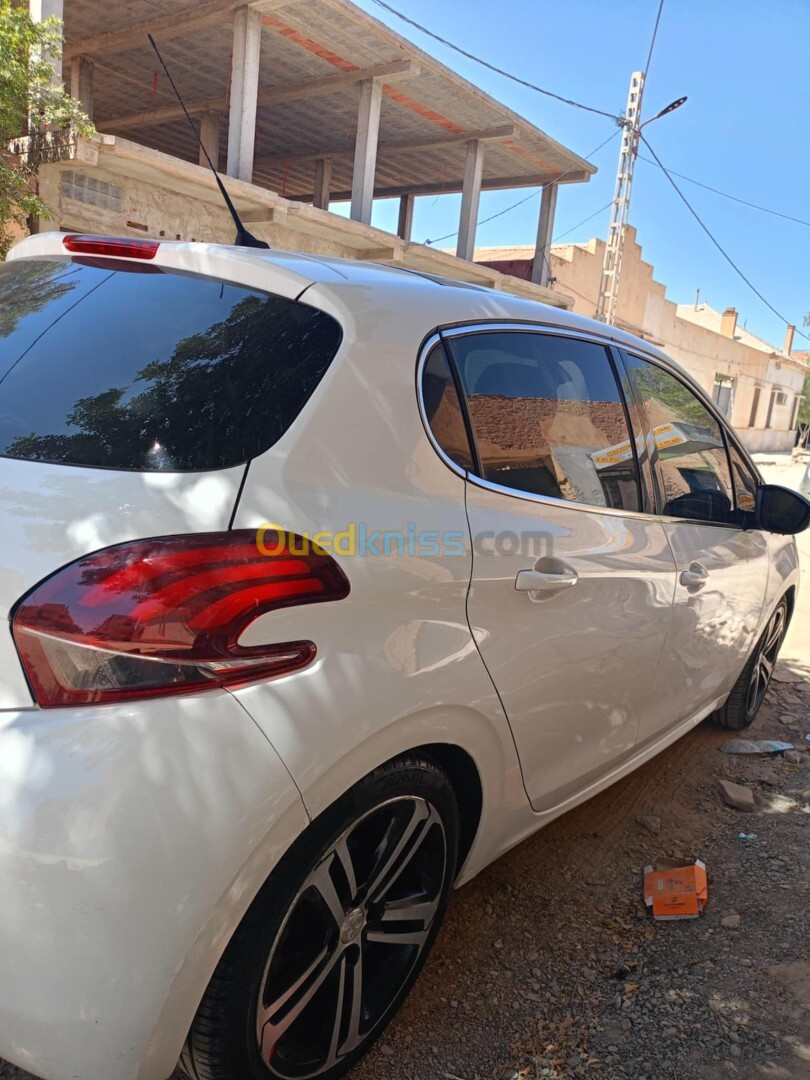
xmin=368 ymin=0 xmax=623 ymax=123
xmin=644 ymin=0 xmax=665 ymax=75
xmin=425 ymin=130 xmax=619 ymax=246
xmin=640 ymin=133 xmax=809 ymax=343
xmin=637 ymin=155 xmax=810 ymax=229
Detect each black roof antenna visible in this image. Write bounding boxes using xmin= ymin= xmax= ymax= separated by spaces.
xmin=148 ymin=33 xmax=270 ymax=249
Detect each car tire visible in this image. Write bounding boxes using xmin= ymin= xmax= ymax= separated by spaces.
xmin=178 ymin=753 xmax=459 ymax=1080
xmin=713 ymin=599 xmax=789 ymax=730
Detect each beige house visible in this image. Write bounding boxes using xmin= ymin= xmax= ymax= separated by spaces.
xmin=476 ymin=227 xmax=807 ymax=453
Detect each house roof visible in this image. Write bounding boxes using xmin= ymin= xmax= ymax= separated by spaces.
xmin=62 ymin=0 xmax=596 ymax=202
xmin=675 ymin=304 xmax=804 ymax=365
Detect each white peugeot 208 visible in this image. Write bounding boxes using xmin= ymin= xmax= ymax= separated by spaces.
xmin=0 ymin=232 xmax=807 ymax=1080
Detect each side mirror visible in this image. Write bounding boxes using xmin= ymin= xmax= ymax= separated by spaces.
xmin=755 ymin=484 xmax=810 ymax=535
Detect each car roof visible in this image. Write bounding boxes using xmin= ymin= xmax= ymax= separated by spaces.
xmin=8 ymin=232 xmax=677 ymax=372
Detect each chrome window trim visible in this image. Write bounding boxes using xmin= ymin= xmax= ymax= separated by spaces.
xmin=416 ymin=323 xmax=752 ymax=532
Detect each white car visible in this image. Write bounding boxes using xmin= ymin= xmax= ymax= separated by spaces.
xmin=1 ymin=233 xmax=807 ymax=1080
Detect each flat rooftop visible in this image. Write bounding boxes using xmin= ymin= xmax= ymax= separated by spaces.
xmin=62 ymin=0 xmax=596 ymax=202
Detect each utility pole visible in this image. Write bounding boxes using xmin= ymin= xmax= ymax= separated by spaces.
xmin=596 ymin=76 xmax=687 ymax=325
xmin=596 ymin=71 xmax=645 ymax=325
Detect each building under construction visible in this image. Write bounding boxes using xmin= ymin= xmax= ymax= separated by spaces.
xmin=21 ymin=0 xmax=596 ymax=306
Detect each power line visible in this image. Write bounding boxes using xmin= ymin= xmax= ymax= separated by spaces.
xmin=425 ymin=130 xmax=619 ymax=246
xmin=640 ymin=133 xmax=809 ymax=343
xmin=644 ymin=0 xmax=666 ymax=75
xmin=368 ymin=0 xmax=623 ymax=123
xmin=637 ymin=154 xmax=810 ymax=229
xmin=552 ymin=201 xmax=614 ymax=244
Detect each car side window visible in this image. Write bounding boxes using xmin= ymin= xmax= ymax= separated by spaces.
xmin=445 ymin=331 xmax=641 ymax=512
xmin=421 ymin=342 xmax=474 ymax=471
xmin=728 ymin=443 xmax=759 ymax=513
xmin=621 ymin=352 xmax=735 ymax=524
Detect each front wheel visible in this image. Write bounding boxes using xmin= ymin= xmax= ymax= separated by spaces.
xmin=179 ymin=754 xmax=459 ymax=1080
xmin=713 ymin=599 xmax=789 ymax=730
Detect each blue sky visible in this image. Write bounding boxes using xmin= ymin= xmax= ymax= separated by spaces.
xmin=335 ymin=0 xmax=809 ymax=350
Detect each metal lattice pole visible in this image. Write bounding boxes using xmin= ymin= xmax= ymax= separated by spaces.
xmin=596 ymin=71 xmax=645 ymax=325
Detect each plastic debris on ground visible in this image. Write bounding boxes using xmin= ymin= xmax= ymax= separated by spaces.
xmin=720 ymin=738 xmax=794 ymax=755
xmin=643 ymin=859 xmax=708 ymax=921
xmin=737 ymin=832 xmax=758 ymax=842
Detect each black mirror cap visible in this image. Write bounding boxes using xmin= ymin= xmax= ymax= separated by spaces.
xmin=755 ymin=484 xmax=810 ymax=535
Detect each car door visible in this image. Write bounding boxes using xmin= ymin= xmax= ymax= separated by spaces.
xmin=435 ymin=326 xmax=678 ymax=813
xmin=617 ymin=350 xmax=770 ymax=744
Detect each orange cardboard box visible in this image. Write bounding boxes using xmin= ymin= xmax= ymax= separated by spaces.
xmin=643 ymin=860 xmax=708 ymax=921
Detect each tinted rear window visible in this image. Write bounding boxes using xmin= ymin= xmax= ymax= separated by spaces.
xmin=0 ymin=259 xmax=341 ymax=471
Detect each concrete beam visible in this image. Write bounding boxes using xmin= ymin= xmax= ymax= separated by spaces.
xmin=102 ymin=60 xmax=419 ymax=134
xmin=289 ymin=173 xmax=579 ymax=202
xmin=69 ymin=56 xmax=94 ymax=119
xmin=227 ymin=5 xmax=262 ymax=182
xmin=254 ymin=125 xmax=516 ymax=171
xmin=313 ymin=157 xmax=332 ymax=210
xmin=456 ymin=139 xmax=484 ymax=261
xmin=64 ymin=0 xmax=299 ymax=62
xmin=397 ymin=194 xmax=415 ymax=242
xmin=199 ymin=111 xmax=222 ymax=168
xmin=350 ymin=77 xmax=383 ymax=225
xmin=531 ymin=181 xmax=558 ymax=287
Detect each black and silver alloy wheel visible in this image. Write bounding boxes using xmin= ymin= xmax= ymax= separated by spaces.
xmin=179 ymin=755 xmax=459 ymax=1080
xmin=714 ymin=598 xmax=789 ymax=730
xmin=744 ymin=603 xmax=786 ymax=717
xmin=257 ymin=797 xmax=447 ymax=1078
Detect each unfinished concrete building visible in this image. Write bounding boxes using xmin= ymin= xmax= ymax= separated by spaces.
xmin=19 ymin=0 xmax=596 ymax=306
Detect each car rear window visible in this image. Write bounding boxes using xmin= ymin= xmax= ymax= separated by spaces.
xmin=0 ymin=258 xmax=342 ymax=471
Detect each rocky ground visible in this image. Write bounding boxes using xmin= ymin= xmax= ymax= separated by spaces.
xmin=2 ymin=460 xmax=808 ymax=1080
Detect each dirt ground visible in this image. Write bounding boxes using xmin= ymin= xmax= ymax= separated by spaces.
xmin=1 ymin=460 xmax=808 ymax=1080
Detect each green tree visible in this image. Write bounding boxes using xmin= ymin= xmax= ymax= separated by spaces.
xmin=0 ymin=0 xmax=92 ymax=258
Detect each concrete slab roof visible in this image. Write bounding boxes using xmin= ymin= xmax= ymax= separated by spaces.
xmin=62 ymin=0 xmax=597 ymax=202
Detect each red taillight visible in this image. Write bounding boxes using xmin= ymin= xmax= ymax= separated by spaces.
xmin=12 ymin=531 xmax=349 ymax=708
xmin=63 ymin=234 xmax=159 ymax=260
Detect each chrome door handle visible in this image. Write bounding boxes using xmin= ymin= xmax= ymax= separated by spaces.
xmin=680 ymin=563 xmax=709 ymax=589
xmin=515 ymin=568 xmax=578 ymax=591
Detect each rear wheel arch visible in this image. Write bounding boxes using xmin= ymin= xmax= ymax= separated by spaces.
xmin=410 ymin=742 xmax=483 ymax=874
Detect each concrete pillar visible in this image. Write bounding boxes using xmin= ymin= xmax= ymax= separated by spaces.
xmin=350 ymin=77 xmax=383 ymax=224
xmin=70 ymin=57 xmax=94 ymax=120
xmin=456 ymin=139 xmax=484 ymax=261
xmin=198 ymin=111 xmax=222 ymax=168
xmin=531 ymin=182 xmax=558 ymax=287
xmin=29 ymin=0 xmax=64 ymax=82
xmin=397 ymin=193 xmax=414 ymax=241
xmin=227 ymin=5 xmax=262 ymax=182
xmin=313 ymin=157 xmax=332 ymax=210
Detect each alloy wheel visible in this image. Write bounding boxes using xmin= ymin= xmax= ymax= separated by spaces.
xmin=745 ymin=604 xmax=787 ymax=716
xmin=255 ymin=795 xmax=448 ymax=1078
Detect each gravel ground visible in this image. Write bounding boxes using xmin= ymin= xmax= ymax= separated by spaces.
xmin=2 ymin=458 xmax=808 ymax=1080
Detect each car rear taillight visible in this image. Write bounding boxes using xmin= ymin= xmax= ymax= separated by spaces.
xmin=63 ymin=234 xmax=159 ymax=260
xmin=12 ymin=531 xmax=349 ymax=708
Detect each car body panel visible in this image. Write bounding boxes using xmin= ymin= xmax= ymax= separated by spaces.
xmin=639 ymin=522 xmax=770 ymax=744
xmin=0 ymin=691 xmax=309 ymax=1080
xmin=463 ymin=478 xmax=677 ymax=810
xmin=0 ymin=234 xmax=802 ymax=1080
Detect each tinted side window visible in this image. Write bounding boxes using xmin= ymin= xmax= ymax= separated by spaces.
xmin=622 ymin=354 xmax=734 ymax=523
xmin=0 ymin=259 xmax=342 ymax=472
xmin=421 ymin=342 xmax=473 ymax=470
xmin=729 ymin=444 xmax=759 ymax=512
xmin=447 ymin=331 xmax=640 ymax=512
